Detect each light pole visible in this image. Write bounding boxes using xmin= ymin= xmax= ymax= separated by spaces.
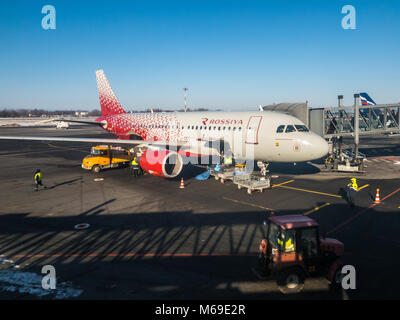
xmin=183 ymin=88 xmax=188 ymax=112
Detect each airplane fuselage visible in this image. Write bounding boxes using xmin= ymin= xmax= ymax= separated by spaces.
xmin=96 ymin=110 xmax=329 ymax=163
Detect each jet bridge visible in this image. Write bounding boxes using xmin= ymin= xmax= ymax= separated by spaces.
xmin=311 ymin=94 xmax=400 ymax=172
xmin=309 ymin=95 xmax=400 ymax=139
xmin=263 ymin=95 xmax=400 ymax=173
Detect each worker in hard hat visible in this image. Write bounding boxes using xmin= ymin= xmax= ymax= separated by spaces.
xmin=34 ymin=169 xmax=46 ymax=191
xmin=130 ymin=156 xmax=140 ymax=177
xmin=346 ymin=178 xmax=358 ymax=207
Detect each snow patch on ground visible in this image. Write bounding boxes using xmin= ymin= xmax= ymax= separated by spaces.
xmin=0 ymin=269 xmax=83 ymax=299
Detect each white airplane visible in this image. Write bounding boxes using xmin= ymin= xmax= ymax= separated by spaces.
xmin=0 ymin=70 xmax=328 ymax=178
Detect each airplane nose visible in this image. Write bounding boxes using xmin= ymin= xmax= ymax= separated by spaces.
xmin=315 ymin=136 xmax=329 ymax=159
xmin=301 ymin=134 xmax=329 ymax=161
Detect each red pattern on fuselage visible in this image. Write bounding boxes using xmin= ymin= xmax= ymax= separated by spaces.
xmin=96 ymin=113 xmax=180 ymax=142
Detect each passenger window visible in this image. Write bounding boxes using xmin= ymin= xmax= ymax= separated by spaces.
xmin=285 ymin=125 xmax=296 ymax=133
xmin=195 ymin=126 xmax=198 ymax=130
xmin=276 ymin=125 xmax=285 ymax=133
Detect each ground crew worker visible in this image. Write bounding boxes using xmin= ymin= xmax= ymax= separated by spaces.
xmin=346 ymin=178 xmax=358 ymax=207
xmin=223 ymin=153 xmax=233 ymax=166
xmin=277 ymin=235 xmax=294 ymax=252
xmin=34 ymin=169 xmax=46 ymax=191
xmin=131 ymin=157 xmax=140 ymax=177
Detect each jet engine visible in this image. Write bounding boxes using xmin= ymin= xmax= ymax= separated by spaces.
xmin=139 ymin=149 xmax=184 ymax=178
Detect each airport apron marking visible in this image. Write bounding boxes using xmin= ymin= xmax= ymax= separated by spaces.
xmin=271 ymin=180 xmax=295 ymax=188
xmin=48 ymin=143 xmax=88 ymax=154
xmin=357 ymin=184 xmax=369 ymax=192
xmin=8 ymin=253 xmax=258 ymax=259
xmin=303 ymin=203 xmax=331 ymax=216
xmin=327 ymin=186 xmax=400 ymax=235
xmin=223 ymin=197 xmax=274 ymax=211
xmin=276 ymin=185 xmax=342 ymax=198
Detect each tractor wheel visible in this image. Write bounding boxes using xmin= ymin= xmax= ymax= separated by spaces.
xmin=92 ymin=165 xmax=101 ymax=173
xmin=278 ymin=268 xmax=305 ymax=294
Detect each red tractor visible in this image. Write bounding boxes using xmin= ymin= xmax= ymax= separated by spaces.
xmin=254 ymin=214 xmax=345 ymax=294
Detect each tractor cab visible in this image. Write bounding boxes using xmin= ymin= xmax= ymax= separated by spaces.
xmin=256 ymin=214 xmax=344 ymax=294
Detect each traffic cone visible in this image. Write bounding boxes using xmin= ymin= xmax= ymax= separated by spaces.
xmin=374 ymin=189 xmax=381 ymax=204
xmin=179 ymin=177 xmax=185 ymax=189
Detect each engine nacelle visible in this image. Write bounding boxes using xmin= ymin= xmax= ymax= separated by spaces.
xmin=139 ymin=149 xmax=184 ymax=178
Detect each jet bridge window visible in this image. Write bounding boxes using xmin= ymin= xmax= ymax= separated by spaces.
xmin=276 ymin=125 xmax=286 ymax=133
xmin=295 ymin=125 xmax=309 ymax=132
xmin=285 ymin=125 xmax=296 ymax=133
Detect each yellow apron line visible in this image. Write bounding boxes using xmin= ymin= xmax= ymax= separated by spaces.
xmin=303 ymin=203 xmax=331 ymax=216
xmin=271 ymin=179 xmax=295 ymax=188
xmin=277 ymin=185 xmax=342 ymax=198
xmin=48 ymin=143 xmax=88 ymax=154
xmin=357 ymin=184 xmax=369 ymax=192
xmin=223 ymin=197 xmax=274 ymax=211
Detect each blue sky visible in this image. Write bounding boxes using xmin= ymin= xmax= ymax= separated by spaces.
xmin=0 ymin=0 xmax=399 ymax=111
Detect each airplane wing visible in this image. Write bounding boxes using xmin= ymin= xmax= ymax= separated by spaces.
xmin=48 ymin=118 xmax=103 ymax=126
xmin=0 ymin=136 xmax=185 ymax=147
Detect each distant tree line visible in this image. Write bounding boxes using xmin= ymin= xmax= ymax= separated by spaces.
xmin=0 ymin=108 xmax=101 ymax=117
xmin=0 ymin=107 xmax=213 ymax=117
xmin=126 ymin=107 xmax=212 ymax=113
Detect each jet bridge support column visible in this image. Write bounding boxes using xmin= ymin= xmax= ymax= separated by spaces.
xmin=338 ymin=95 xmax=344 ymax=134
xmin=354 ymin=94 xmax=360 ymax=159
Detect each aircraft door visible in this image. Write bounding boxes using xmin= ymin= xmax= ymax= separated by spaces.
xmin=245 ymin=116 xmax=262 ymax=144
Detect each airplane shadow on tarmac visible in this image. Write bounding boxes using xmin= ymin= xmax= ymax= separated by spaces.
xmin=0 ymin=200 xmax=397 ymax=300
xmin=178 ymin=161 xmax=321 ymax=180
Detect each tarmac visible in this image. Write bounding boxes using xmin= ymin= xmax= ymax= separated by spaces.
xmin=0 ymin=125 xmax=400 ymax=299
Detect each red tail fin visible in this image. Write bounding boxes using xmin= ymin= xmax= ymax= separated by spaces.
xmin=96 ymin=70 xmax=126 ymax=117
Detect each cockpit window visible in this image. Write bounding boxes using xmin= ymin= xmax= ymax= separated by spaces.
xmin=276 ymin=125 xmax=285 ymax=133
xmin=285 ymin=125 xmax=296 ymax=133
xmin=295 ymin=125 xmax=309 ymax=132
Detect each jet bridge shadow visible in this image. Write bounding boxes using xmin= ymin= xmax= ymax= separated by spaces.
xmin=0 ymin=201 xmax=397 ymax=299
xmin=359 ymin=146 xmax=400 ymax=158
